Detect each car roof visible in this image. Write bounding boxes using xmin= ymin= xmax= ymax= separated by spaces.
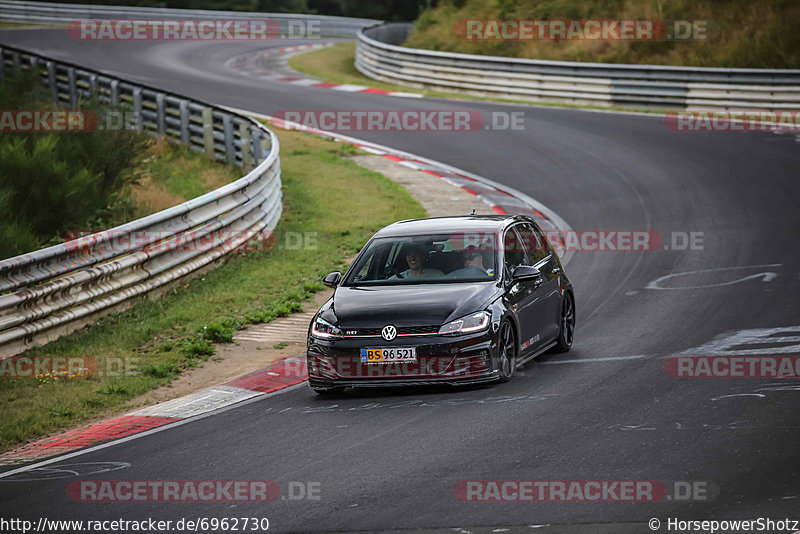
xmin=373 ymin=215 xmax=529 ymax=238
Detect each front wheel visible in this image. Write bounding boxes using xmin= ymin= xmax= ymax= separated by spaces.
xmin=497 ymin=320 xmax=517 ymax=382
xmin=553 ymin=292 xmax=575 ymax=353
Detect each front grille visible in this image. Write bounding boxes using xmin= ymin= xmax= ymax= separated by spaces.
xmin=342 ymin=325 xmax=439 ymax=337
xmin=399 ymin=325 xmax=440 ymax=335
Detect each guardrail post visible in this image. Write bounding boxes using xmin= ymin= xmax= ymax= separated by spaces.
xmin=110 ymin=79 xmax=119 ymax=106
xmin=240 ymin=122 xmax=253 ymax=170
xmin=202 ymin=107 xmax=215 ymax=156
xmin=223 ymin=114 xmax=235 ymax=163
xmin=260 ymin=134 xmax=270 ymax=158
xmin=132 ymin=87 xmax=143 ymax=131
xmin=0 ymin=47 xmax=4 ymax=81
xmin=179 ymin=100 xmax=190 ymax=144
xmin=67 ymin=66 xmax=77 ymax=107
xmin=155 ymin=92 xmax=166 ymax=136
xmin=29 ymin=56 xmax=39 ymax=76
xmin=252 ymin=129 xmax=263 ymax=164
xmin=46 ymin=61 xmax=58 ymax=102
xmin=88 ymin=73 xmax=97 ymax=96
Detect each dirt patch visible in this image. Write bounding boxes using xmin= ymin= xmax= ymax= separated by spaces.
xmin=123 ymin=289 xmax=332 ymax=410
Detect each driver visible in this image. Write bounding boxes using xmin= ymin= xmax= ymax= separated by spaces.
xmin=390 ymin=244 xmax=444 ymax=280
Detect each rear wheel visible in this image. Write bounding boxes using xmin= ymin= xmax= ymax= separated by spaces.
xmin=497 ymin=320 xmax=517 ymax=382
xmin=553 ymin=292 xmax=575 ymax=353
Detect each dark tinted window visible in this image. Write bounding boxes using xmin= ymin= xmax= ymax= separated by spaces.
xmin=502 ymin=226 xmax=531 ymax=278
xmin=517 ymin=222 xmax=551 ymax=264
xmin=344 ymin=233 xmax=497 ymax=286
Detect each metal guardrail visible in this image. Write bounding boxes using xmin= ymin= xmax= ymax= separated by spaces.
xmin=0 ymin=0 xmax=378 ymax=37
xmin=356 ymin=23 xmax=800 ymax=109
xmin=0 ymin=44 xmax=283 ymax=357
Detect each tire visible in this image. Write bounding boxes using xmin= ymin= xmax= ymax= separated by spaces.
xmin=553 ymin=292 xmax=575 ymax=353
xmin=497 ymin=320 xmax=517 ymax=382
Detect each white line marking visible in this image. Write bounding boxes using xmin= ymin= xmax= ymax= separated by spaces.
xmin=645 ymin=264 xmax=781 ymax=290
xmin=398 ymin=160 xmax=427 ymax=170
xmin=289 ymin=78 xmax=320 ymax=86
xmin=330 ymin=84 xmax=370 ymax=92
xmin=128 ymin=386 xmax=262 ymax=418
xmin=677 ymin=325 xmax=800 ymax=356
xmin=0 ymin=383 xmax=305 ymax=480
xmin=387 ymin=92 xmax=424 ymax=98
xmin=711 ymin=394 xmax=766 ymax=401
xmin=358 ymin=146 xmax=386 ymax=155
xmin=541 ymin=355 xmax=646 ymax=365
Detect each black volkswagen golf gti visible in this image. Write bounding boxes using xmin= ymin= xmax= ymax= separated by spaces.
xmin=307 ymin=215 xmax=575 ymax=394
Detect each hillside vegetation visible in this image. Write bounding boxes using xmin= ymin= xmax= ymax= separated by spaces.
xmin=404 ymin=0 xmax=800 ymax=68
xmin=29 ymin=0 xmax=431 ymax=21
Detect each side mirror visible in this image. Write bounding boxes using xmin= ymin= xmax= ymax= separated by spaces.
xmin=510 ymin=265 xmax=542 ymax=287
xmin=323 ymin=271 xmax=342 ymax=288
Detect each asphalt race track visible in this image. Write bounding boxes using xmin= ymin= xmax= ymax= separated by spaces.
xmin=1 ymin=29 xmax=800 ymax=533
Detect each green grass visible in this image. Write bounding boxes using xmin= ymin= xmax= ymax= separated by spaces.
xmin=0 ymin=22 xmax=50 ymax=29
xmin=289 ymin=42 xmax=428 ymax=95
xmin=128 ymin=140 xmax=240 ymax=218
xmin=0 ymin=127 xmax=426 ymax=451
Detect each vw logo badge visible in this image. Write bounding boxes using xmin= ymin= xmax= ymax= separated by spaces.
xmin=381 ymin=325 xmax=397 ymax=341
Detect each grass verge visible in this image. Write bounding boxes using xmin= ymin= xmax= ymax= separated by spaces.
xmin=128 ymin=139 xmax=241 ymax=218
xmin=0 ymin=126 xmax=426 ymax=451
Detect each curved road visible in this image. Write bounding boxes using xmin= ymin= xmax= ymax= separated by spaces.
xmin=1 ymin=29 xmax=799 ymax=533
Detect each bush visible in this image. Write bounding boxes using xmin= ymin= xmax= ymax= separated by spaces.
xmin=201 ymin=323 xmax=234 ymax=343
xmin=0 ymin=69 xmax=148 ymax=259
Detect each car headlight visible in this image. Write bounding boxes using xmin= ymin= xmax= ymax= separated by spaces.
xmin=438 ymin=311 xmax=490 ymax=336
xmin=312 ymin=316 xmax=343 ymax=338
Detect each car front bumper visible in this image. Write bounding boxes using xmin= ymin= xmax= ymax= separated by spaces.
xmin=306 ymin=330 xmax=498 ymax=389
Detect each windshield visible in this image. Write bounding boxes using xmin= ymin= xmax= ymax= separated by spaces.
xmin=343 ymin=232 xmax=498 ymax=285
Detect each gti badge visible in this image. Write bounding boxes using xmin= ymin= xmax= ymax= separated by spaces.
xmin=381 ymin=325 xmax=397 ymax=341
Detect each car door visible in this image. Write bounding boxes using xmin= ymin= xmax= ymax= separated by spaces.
xmin=518 ymin=222 xmax=562 ymax=344
xmin=502 ymin=224 xmax=547 ymax=355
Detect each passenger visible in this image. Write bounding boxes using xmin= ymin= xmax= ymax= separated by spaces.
xmin=449 ymin=247 xmax=493 ymax=278
xmin=390 ymin=244 xmax=444 ymax=280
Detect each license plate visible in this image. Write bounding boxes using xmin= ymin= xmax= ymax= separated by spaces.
xmin=360 ymin=347 xmax=416 ymax=363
